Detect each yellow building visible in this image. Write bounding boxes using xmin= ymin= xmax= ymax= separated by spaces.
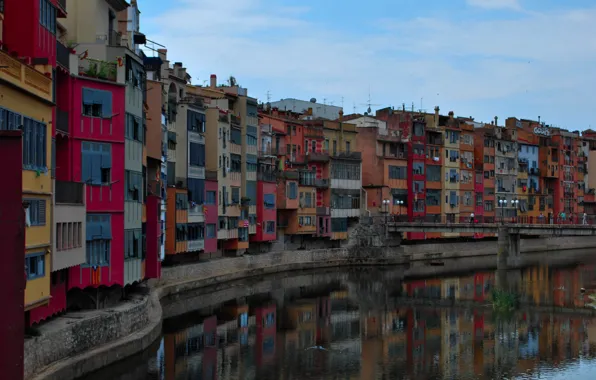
xmin=0 ymin=49 xmax=54 ymax=313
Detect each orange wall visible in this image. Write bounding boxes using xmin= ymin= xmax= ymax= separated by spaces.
xmin=146 ymin=80 xmax=163 ymax=160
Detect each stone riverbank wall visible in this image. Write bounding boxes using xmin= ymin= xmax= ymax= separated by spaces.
xmin=25 ymin=235 xmax=596 ymax=379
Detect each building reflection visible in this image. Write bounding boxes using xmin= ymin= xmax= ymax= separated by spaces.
xmin=155 ymin=265 xmax=596 ymax=380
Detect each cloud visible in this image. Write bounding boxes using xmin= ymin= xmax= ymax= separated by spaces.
xmin=466 ymin=0 xmax=522 ymax=11
xmin=143 ymin=1 xmax=596 ymax=128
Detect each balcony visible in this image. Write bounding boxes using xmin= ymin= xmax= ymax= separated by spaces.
xmin=218 ymin=113 xmax=229 ymax=123
xmin=230 ymin=114 xmax=241 ymax=127
xmin=79 ymin=58 xmax=117 ymax=83
xmin=55 ymin=181 xmax=84 ymax=204
xmin=316 ymin=207 xmax=330 ymax=216
xmin=282 ymin=171 xmax=299 ymax=180
xmin=306 ymin=150 xmax=330 ymax=162
xmin=257 ymin=171 xmax=277 ymax=182
xmin=0 ymin=49 xmax=52 ymax=102
xmin=56 ymin=108 xmax=69 ymax=134
xmin=377 ymin=129 xmax=404 ymax=143
xmin=147 ymin=180 xmax=162 ymax=198
xmin=57 ymin=41 xmax=70 ymax=69
xmin=289 ymin=153 xmax=306 ymax=164
xmin=331 ymin=151 xmax=362 ymax=161
xmin=304 ymin=127 xmax=324 ymax=138
xmin=314 ymin=178 xmax=329 ymax=188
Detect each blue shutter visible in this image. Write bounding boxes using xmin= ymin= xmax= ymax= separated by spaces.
xmin=101 ymin=143 xmax=112 ymax=168
xmin=86 ymin=215 xmax=99 ymax=240
xmin=100 ymin=215 xmax=112 ymax=239
xmin=40 ymin=121 xmax=47 ymax=168
xmin=82 ymin=88 xmax=95 ymax=105
xmin=198 ymin=144 xmax=205 ymax=166
xmin=102 ymin=91 xmax=112 ymax=117
xmin=91 ymin=152 xmax=102 ymax=184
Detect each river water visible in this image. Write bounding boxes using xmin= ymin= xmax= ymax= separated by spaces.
xmin=80 ymin=261 xmax=596 ymax=380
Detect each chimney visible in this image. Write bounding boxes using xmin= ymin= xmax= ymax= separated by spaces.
xmin=434 ymin=106 xmax=440 ymax=129
xmin=210 ymin=74 xmax=217 ymax=89
xmin=308 ymin=107 xmax=313 ymax=116
xmin=494 ymin=116 xmax=498 ymax=126
xmin=448 ymin=111 xmax=454 ymax=120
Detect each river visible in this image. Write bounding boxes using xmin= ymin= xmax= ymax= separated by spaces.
xmin=78 ymin=261 xmax=596 ymax=380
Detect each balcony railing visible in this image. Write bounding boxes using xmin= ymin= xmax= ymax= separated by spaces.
xmin=55 ymin=181 xmax=84 ymax=204
xmin=331 ymin=151 xmax=362 ymax=160
xmin=57 ymin=41 xmax=70 ymax=69
xmin=0 ymin=49 xmax=52 ymax=101
xmin=79 ymin=58 xmax=117 ymax=82
xmin=282 ymin=171 xmax=299 ymax=180
xmin=230 ymin=114 xmax=241 ymax=126
xmin=306 ymin=150 xmax=330 ymax=162
xmin=314 ymin=178 xmax=329 ymax=188
xmin=257 ymin=171 xmax=277 ymax=182
xmin=56 ymin=108 xmax=69 ymax=134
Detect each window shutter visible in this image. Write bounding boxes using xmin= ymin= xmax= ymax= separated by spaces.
xmin=38 ymin=199 xmax=46 ymax=226
xmin=101 ymin=144 xmax=112 ymax=169
xmin=100 ymin=215 xmax=112 ymax=239
xmin=91 ymin=153 xmax=102 ymax=184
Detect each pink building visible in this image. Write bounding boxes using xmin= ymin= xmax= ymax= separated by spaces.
xmin=203 ymin=172 xmax=218 ymax=254
xmin=56 ymin=76 xmax=126 ymax=289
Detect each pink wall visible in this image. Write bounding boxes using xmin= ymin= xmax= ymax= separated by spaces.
xmin=204 ymin=179 xmax=218 ymax=253
xmin=255 ymin=182 xmax=277 ymax=241
xmin=29 ymin=275 xmax=66 ymax=325
xmin=3 ymin=0 xmax=57 ymax=67
xmin=65 ymin=77 xmax=126 ymax=289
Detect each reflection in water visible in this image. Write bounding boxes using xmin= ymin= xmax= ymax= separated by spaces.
xmin=81 ymin=263 xmax=596 ymax=380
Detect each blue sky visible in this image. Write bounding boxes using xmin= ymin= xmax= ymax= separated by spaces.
xmin=139 ymin=0 xmax=596 ymax=130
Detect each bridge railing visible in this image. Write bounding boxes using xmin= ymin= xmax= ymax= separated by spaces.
xmin=383 ymin=213 xmax=596 ymax=226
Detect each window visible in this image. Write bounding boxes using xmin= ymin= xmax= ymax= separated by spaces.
xmin=331 ymin=162 xmax=360 ymax=180
xmin=484 ymin=201 xmax=493 ymax=211
xmin=188 ymin=178 xmax=205 ymax=204
xmin=124 ymin=229 xmax=142 ymax=259
xmin=246 ymin=125 xmax=258 ymax=146
xmin=476 ymin=193 xmax=483 ymax=206
xmin=187 ymin=110 xmax=206 ymax=132
xmin=413 ymin=162 xmax=424 ymax=175
xmin=205 ymin=191 xmax=216 ymax=205
xmin=22 ymin=117 xmax=47 ymax=171
xmin=300 ymin=191 xmax=314 ymax=208
xmin=345 ymin=141 xmax=351 ymax=153
xmin=388 ymin=165 xmax=407 ymax=179
xmin=426 ymin=165 xmax=441 ymax=182
xmin=231 ymin=187 xmax=240 ymax=204
xmin=413 ymin=122 xmax=424 ymax=137
xmin=176 ymin=224 xmax=187 ymax=242
xmin=231 ymin=127 xmax=242 ymax=144
xmin=331 ymin=218 xmax=348 ymax=232
xmin=85 ymin=214 xmax=111 ymax=267
xmin=449 ymin=169 xmax=458 ymax=183
xmin=331 ymin=193 xmax=360 ymax=209
xmin=287 ymin=182 xmax=298 ymax=199
xmin=125 ymin=113 xmax=143 ymax=142
xmin=189 ymin=142 xmax=205 ymax=167
xmin=246 ymin=154 xmax=257 ymax=172
xmin=413 ymin=181 xmax=424 ymax=193
xmin=124 ymin=170 xmax=142 ymax=202
xmin=228 ymin=217 xmax=239 ymax=229
xmin=25 ymin=252 xmax=45 ymax=280
xmin=461 ymin=170 xmax=472 ymax=184
xmin=25 ymin=199 xmax=46 ymax=226
xmin=230 ymin=154 xmax=242 ymax=172
xmin=426 ymin=190 xmax=441 ymax=206
xmin=413 ymin=199 xmax=425 ymax=212
xmin=56 ymin=222 xmax=82 ymax=250
xmin=0 ymin=106 xmax=22 ymax=131
xmin=176 ymin=193 xmax=189 ymax=210
xmin=206 ymin=224 xmax=216 ymax=238
xmin=264 ymin=194 xmax=275 ymax=209
xmin=463 ymin=191 xmax=473 ymax=206
xmin=265 ymin=221 xmax=275 ymax=233
xmin=82 ymin=88 xmax=112 ymax=118
xmin=39 ymin=0 xmax=56 ymax=34
xmin=81 ymin=142 xmax=111 ymax=185
xmin=187 ymin=223 xmax=205 ymax=240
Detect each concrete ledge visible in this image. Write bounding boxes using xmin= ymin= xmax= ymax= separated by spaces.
xmin=25 ymin=237 xmax=596 ymax=380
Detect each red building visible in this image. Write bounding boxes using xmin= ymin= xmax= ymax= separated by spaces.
xmin=56 ymin=76 xmax=126 ymax=289
xmin=204 ymin=171 xmax=218 ymax=254
xmin=255 ymin=179 xmax=278 ymax=242
xmin=0 ymin=131 xmax=26 ymax=380
xmin=2 ymin=0 xmax=65 ymax=68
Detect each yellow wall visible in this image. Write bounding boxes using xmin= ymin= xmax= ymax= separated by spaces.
xmin=0 ymin=52 xmax=53 ymax=310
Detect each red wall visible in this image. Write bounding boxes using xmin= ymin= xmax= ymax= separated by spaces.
xmin=254 ymin=181 xmax=277 ymax=241
xmin=0 ymin=131 xmax=25 ymax=380
xmin=3 ymin=0 xmax=57 ymax=67
xmin=204 ymin=179 xmax=218 ymax=253
xmin=29 ymin=274 xmax=66 ymax=325
xmin=63 ymin=77 xmax=126 ymax=288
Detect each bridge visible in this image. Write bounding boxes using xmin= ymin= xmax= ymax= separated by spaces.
xmin=386 ymin=220 xmax=596 ymax=270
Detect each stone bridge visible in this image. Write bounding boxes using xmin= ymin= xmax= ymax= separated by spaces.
xmin=388 ymin=222 xmax=596 ymax=269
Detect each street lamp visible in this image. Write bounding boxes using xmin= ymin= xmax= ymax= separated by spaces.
xmin=396 ymin=200 xmax=404 ymax=221
xmin=512 ymin=199 xmax=519 ymax=223
xmin=498 ymin=199 xmax=507 ymax=224
xmin=382 ymin=199 xmax=391 ymax=243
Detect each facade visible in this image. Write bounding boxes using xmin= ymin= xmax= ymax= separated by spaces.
xmin=0 ymin=36 xmax=54 ymax=321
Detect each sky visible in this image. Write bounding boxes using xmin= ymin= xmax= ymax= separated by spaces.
xmin=139 ymin=0 xmax=596 ymax=130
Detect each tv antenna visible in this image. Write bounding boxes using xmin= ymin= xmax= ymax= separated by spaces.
xmin=361 ymin=88 xmax=381 ymax=114
xmin=266 ymin=90 xmax=271 ymax=103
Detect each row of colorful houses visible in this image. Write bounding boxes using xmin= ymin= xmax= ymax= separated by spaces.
xmin=3 ymin=0 xmax=596 ymax=336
